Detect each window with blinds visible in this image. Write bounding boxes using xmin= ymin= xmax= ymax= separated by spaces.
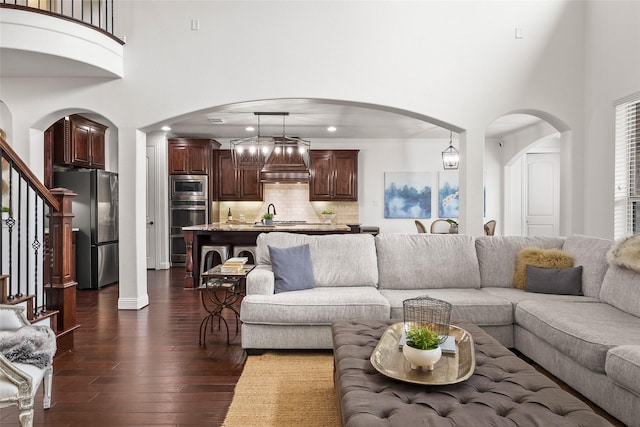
xmin=614 ymin=95 xmax=640 ymax=239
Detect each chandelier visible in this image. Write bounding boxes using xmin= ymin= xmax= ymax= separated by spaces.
xmin=442 ymin=131 xmax=459 ymax=170
xmin=231 ymin=112 xmax=310 ymax=170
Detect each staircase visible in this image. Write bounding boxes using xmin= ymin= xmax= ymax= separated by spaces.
xmin=1 ymin=135 xmax=78 ymax=356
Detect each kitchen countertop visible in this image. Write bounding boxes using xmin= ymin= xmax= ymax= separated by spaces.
xmin=183 ymin=222 xmax=352 ymax=232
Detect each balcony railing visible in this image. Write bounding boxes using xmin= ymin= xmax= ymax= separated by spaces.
xmin=1 ymin=0 xmax=115 ymax=36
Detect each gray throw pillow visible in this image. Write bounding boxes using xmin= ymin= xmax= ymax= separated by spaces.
xmin=525 ymin=265 xmax=583 ymax=295
xmin=268 ymin=244 xmax=315 ymax=294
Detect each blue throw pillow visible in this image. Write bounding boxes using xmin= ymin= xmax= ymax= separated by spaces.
xmin=268 ymin=244 xmax=316 ymax=294
xmin=525 ymin=265 xmax=583 ymax=295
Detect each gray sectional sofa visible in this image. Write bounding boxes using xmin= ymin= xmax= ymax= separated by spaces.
xmin=240 ymin=232 xmax=640 ymax=427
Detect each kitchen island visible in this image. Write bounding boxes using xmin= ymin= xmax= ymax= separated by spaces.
xmin=182 ymin=222 xmax=354 ymax=289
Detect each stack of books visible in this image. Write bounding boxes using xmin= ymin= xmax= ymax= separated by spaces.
xmin=220 ymin=257 xmax=249 ymax=273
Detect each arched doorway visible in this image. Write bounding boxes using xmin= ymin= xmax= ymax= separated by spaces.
xmin=485 ymin=111 xmax=568 ymax=236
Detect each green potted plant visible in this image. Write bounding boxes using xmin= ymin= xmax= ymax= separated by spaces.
xmin=445 ymin=219 xmax=458 ymax=234
xmin=402 ymin=325 xmax=442 ymax=370
xmin=321 ymin=210 xmax=336 ymax=224
xmin=262 ymin=212 xmax=274 ymax=226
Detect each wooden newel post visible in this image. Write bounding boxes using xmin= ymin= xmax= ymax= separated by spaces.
xmin=47 ymin=188 xmax=78 ymax=333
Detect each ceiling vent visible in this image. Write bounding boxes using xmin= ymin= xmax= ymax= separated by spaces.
xmin=207 ymin=118 xmax=225 ymax=124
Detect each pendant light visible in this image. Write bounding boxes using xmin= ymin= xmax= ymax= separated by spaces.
xmin=442 ymin=131 xmax=459 ymax=170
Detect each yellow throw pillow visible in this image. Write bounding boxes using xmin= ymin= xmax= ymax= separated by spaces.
xmin=513 ymin=248 xmax=574 ymax=289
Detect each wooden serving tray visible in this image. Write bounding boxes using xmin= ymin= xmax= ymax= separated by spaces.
xmin=370 ymin=323 xmax=475 ymax=385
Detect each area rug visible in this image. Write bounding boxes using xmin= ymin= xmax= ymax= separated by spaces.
xmin=222 ymin=351 xmax=340 ymax=427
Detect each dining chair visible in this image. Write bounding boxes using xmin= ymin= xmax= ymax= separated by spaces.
xmin=430 ymin=219 xmax=451 ymax=234
xmin=484 ymin=220 xmax=497 ymax=236
xmin=414 ymin=220 xmax=427 ymax=233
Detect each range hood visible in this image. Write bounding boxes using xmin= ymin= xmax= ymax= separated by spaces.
xmin=260 ymin=139 xmax=310 ymax=183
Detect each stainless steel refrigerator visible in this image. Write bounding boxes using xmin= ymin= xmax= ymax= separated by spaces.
xmin=54 ymin=170 xmax=119 ymax=289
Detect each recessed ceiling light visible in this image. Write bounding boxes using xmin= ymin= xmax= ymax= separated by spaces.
xmin=246 ymin=126 xmax=255 ymax=132
xmin=327 ymin=126 xmax=337 ymax=132
xmin=161 ymin=126 xmax=171 ymax=131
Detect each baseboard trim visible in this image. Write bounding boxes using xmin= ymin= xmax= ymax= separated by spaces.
xmin=118 ymin=295 xmax=149 ymax=310
xmin=157 ymin=261 xmax=171 ymax=270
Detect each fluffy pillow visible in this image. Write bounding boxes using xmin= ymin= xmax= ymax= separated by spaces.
xmin=525 ymin=265 xmax=583 ymax=295
xmin=513 ymin=248 xmax=574 ymax=289
xmin=607 ymin=234 xmax=640 ymax=274
xmin=268 ymin=244 xmax=315 ymax=294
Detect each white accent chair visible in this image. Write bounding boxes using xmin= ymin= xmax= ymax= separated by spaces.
xmin=0 ymin=305 xmax=53 ymax=427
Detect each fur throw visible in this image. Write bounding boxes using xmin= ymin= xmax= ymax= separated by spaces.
xmin=608 ymin=234 xmax=640 ymax=274
xmin=0 ymin=325 xmax=56 ymax=369
xmin=513 ymin=248 xmax=574 ymax=289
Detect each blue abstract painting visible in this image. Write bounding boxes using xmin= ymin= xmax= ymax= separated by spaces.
xmin=438 ymin=171 xmax=459 ymax=218
xmin=384 ymin=172 xmax=431 ymax=218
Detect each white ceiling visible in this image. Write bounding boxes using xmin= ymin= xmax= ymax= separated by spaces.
xmin=161 ymin=99 xmax=543 ymax=141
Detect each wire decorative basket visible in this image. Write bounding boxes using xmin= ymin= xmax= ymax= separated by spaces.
xmin=403 ymin=296 xmax=452 ymax=344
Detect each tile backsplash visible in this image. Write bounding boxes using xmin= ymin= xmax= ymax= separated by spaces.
xmin=215 ymin=183 xmax=359 ymax=224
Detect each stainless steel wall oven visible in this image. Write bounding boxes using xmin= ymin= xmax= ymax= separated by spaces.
xmin=170 ymin=175 xmax=208 ymax=266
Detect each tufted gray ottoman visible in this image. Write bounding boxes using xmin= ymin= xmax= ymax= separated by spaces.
xmin=332 ymin=319 xmax=613 ymax=427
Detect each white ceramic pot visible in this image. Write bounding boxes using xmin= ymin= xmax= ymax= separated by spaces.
xmin=321 ymin=214 xmax=336 ymax=224
xmin=402 ymin=345 xmax=442 ymax=370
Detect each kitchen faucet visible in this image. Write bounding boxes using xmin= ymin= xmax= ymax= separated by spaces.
xmin=267 ymin=204 xmax=277 ymax=216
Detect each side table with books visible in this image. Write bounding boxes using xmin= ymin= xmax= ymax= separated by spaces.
xmin=198 ymin=260 xmax=255 ymax=345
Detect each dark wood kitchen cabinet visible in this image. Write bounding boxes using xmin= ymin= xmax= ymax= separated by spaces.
xmin=216 ymin=150 xmax=263 ymax=201
xmin=168 ymin=138 xmax=218 ymax=175
xmin=53 ymin=115 xmax=107 ymax=169
xmin=309 ymin=150 xmax=358 ymax=201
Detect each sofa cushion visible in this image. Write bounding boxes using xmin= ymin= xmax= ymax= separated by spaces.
xmin=255 ymin=232 xmax=378 ymax=288
xmin=240 ymin=286 xmax=390 ymax=325
xmin=269 ymin=244 xmax=315 ymax=294
xmin=376 ymin=234 xmax=480 ymax=290
xmin=561 ymin=235 xmax=612 ymax=298
xmin=481 ymin=287 xmax=599 ymax=316
xmin=515 ymin=300 xmax=640 ymax=373
xmin=599 ymin=264 xmax=640 ymax=317
xmin=525 ymin=265 xmax=583 ymax=295
xmin=605 ymin=345 xmax=640 ymax=396
xmin=475 ymin=236 xmax=565 ymax=288
xmin=514 ymin=248 xmax=574 ymax=289
xmin=379 ymin=289 xmax=513 ymax=326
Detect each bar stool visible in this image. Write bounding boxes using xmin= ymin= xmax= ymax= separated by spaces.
xmin=233 ymin=245 xmax=257 ymax=265
xmin=200 ymin=244 xmax=232 ymax=285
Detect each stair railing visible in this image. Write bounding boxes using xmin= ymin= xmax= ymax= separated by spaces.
xmin=1 ymin=0 xmax=117 ymax=37
xmin=1 ymin=135 xmax=77 ymax=335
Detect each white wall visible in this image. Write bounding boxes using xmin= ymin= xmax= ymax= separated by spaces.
xmin=584 ymin=1 xmax=640 ymax=239
xmin=312 ymin=138 xmax=465 ymax=233
xmin=0 ymin=1 xmax=594 ymax=306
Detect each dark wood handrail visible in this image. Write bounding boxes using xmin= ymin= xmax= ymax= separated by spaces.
xmin=0 ymin=135 xmax=60 ymax=212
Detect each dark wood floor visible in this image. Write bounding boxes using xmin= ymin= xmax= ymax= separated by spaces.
xmin=0 ymin=268 xmax=246 ymax=427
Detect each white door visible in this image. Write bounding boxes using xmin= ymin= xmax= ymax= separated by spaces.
xmin=524 ymin=153 xmax=560 ymax=236
xmin=146 ymin=146 xmax=157 ymax=269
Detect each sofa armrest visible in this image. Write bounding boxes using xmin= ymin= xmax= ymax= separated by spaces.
xmin=246 ymin=265 xmax=275 ymax=295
